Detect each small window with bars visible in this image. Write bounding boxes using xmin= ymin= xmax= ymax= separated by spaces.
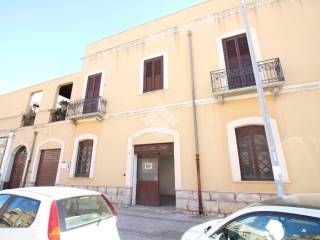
xmin=143 ymin=56 xmax=164 ymax=93
xmin=75 ymin=139 xmax=93 ymax=177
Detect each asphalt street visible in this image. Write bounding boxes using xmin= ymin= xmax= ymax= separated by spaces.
xmin=117 ymin=206 xmax=215 ymax=240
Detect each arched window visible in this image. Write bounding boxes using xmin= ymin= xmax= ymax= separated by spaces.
xmin=236 ymin=126 xmax=273 ymax=181
xmin=75 ymin=140 xmax=93 ymax=177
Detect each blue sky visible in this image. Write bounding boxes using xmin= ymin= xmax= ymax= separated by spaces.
xmin=0 ymin=0 xmax=205 ymax=95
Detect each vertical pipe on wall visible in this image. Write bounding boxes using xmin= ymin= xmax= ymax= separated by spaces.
xmin=187 ymin=30 xmax=203 ymax=215
xmin=22 ymin=131 xmax=38 ymax=187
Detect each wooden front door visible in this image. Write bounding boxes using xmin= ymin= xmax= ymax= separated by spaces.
xmin=35 ymin=149 xmax=61 ymax=186
xmin=134 ymin=143 xmax=174 ymax=206
xmin=136 ymin=157 xmax=160 ymax=206
xmin=223 ymin=34 xmax=255 ymax=89
xmin=83 ymin=73 xmax=101 ymax=114
xmin=8 ymin=147 xmax=27 ymax=189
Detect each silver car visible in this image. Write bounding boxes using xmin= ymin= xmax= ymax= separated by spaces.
xmin=181 ymin=193 xmax=320 ymax=240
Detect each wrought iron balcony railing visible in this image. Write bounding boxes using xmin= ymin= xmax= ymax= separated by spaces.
xmin=66 ymin=97 xmax=107 ymax=121
xmin=210 ymin=58 xmax=285 ymax=93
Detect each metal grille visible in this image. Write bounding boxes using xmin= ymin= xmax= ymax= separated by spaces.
xmin=210 ymin=58 xmax=285 ymax=92
xmin=236 ymin=126 xmax=274 ymax=181
xmin=75 ymin=140 xmax=93 ymax=177
xmin=66 ymin=97 xmax=107 ymax=119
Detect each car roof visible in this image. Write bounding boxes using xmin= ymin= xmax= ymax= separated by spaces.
xmin=255 ymin=193 xmax=320 ymax=210
xmin=1 ymin=187 xmax=100 ymax=200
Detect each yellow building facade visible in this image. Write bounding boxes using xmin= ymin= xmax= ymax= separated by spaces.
xmin=0 ymin=0 xmax=319 ymax=215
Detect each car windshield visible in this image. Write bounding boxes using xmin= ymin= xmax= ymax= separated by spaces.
xmin=57 ymin=195 xmax=113 ymax=231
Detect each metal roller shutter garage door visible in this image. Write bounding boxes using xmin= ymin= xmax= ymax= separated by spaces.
xmin=35 ymin=149 xmax=61 ymax=186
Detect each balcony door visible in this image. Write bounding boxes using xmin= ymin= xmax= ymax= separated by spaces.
xmin=223 ymin=34 xmax=255 ymax=89
xmin=83 ymin=73 xmax=101 ymax=114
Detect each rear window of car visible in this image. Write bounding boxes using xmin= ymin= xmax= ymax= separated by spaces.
xmin=0 ymin=195 xmax=40 ymax=228
xmin=57 ymin=194 xmax=113 ymax=231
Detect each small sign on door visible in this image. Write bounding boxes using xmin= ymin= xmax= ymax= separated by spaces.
xmin=144 ymin=162 xmax=153 ymax=170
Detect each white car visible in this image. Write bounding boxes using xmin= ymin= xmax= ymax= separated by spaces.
xmin=0 ymin=187 xmax=120 ymax=240
xmin=181 ymin=193 xmax=320 ymax=240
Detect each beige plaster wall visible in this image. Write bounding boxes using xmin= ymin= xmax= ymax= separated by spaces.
xmin=0 ymin=0 xmax=319 ymax=195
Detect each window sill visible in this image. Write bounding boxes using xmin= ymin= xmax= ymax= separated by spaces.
xmin=50 ymin=119 xmax=66 ymax=123
xmin=68 ymin=176 xmax=94 ymax=180
xmin=139 ymin=88 xmax=167 ymax=95
xmin=20 ymin=125 xmax=34 ymax=129
xmin=213 ymin=81 xmax=284 ymax=104
xmin=232 ymin=180 xmax=290 ymax=184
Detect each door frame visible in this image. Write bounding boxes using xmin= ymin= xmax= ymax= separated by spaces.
xmin=131 ymin=142 xmax=175 ymax=206
xmin=131 ymin=154 xmax=138 ymax=205
xmin=6 ymin=145 xmax=30 ymax=188
xmin=31 ymin=138 xmax=64 ymax=186
xmin=35 ymin=148 xmax=62 ymax=186
xmin=126 ymin=127 xmax=181 ymax=207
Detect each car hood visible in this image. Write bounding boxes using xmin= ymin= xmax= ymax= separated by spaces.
xmin=181 ymin=218 xmax=224 ymax=240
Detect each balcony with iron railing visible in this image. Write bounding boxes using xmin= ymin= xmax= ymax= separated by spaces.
xmin=50 ymin=101 xmax=69 ymax=122
xmin=51 ymin=108 xmax=67 ymax=122
xmin=66 ymin=97 xmax=107 ymax=121
xmin=21 ymin=113 xmax=36 ymax=127
xmin=210 ymin=58 xmax=285 ymax=103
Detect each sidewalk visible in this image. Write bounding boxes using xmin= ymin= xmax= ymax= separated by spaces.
xmin=117 ymin=206 xmax=216 ymax=240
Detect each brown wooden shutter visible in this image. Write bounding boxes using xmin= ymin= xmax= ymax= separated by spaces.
xmin=93 ymin=74 xmax=101 ymax=98
xmin=223 ymin=38 xmax=240 ymax=70
xmin=154 ymin=56 xmax=163 ymax=90
xmin=83 ymin=73 xmax=101 ymax=114
xmin=85 ymin=76 xmax=95 ymax=99
xmin=144 ymin=61 xmax=153 ymax=92
xmin=222 ymin=34 xmax=254 ymax=89
xmin=223 ymin=34 xmax=252 ymax=69
xmin=237 ymin=35 xmax=251 ymax=66
xmin=143 ymin=56 xmax=163 ymax=92
xmin=85 ymin=73 xmax=102 ymax=99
